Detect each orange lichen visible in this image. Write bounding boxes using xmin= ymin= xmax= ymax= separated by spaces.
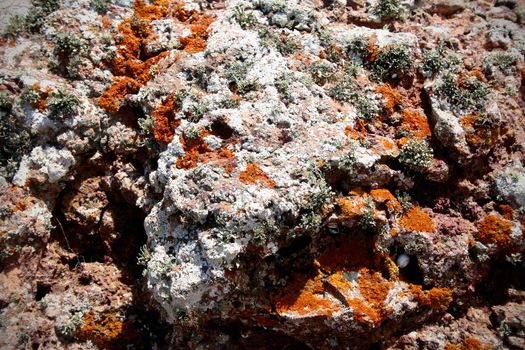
xmin=239 ymin=163 xmax=275 ymax=188
xmin=175 ymin=131 xmax=235 ymax=171
xmin=345 ymin=120 xmax=367 ymax=140
xmin=459 ymin=114 xmax=499 ymax=147
xmin=344 ymin=124 xmax=365 ymax=140
xmin=98 ymin=0 xmax=213 ymax=113
xmin=98 ymin=77 xmax=141 ymax=113
xmin=396 ymin=136 xmax=411 ymax=147
xmin=274 ymin=234 xmax=396 ymax=326
xmin=399 ymin=110 xmax=431 ymax=138
xmin=221 ymin=157 xmax=237 ymax=174
xmin=274 ymin=262 xmax=391 ymax=323
xmin=476 ymin=214 xmax=514 ymax=250
xmin=102 ymin=17 xmax=111 ymax=28
xmin=408 ymin=284 xmax=452 ymax=312
xmin=367 ymin=35 xmax=379 ymax=62
xmin=76 ymin=312 xmax=125 ymax=349
xmin=459 ymin=113 xmax=477 ymax=129
xmin=151 ymin=94 xmax=181 ymax=144
xmin=317 ymin=234 xmax=376 ymax=272
xmin=322 ymin=267 xmax=393 ymax=325
xmin=382 ymin=138 xmax=396 ymax=150
xmin=30 ymin=84 xmax=52 ymax=112
xmin=180 ymin=15 xmax=214 ymax=54
xmin=399 ymin=206 xmax=435 ymax=233
xmin=10 ymin=199 xmax=27 ymax=213
xmin=370 ymin=189 xmax=401 ymax=212
xmin=498 ymin=204 xmax=514 ymax=220
xmin=273 ymin=274 xmax=343 ymax=317
xmin=458 ymin=70 xmax=484 ymax=84
xmin=354 ymin=268 xmax=392 ymax=324
xmin=375 ymin=84 xmax=402 ymax=115
xmin=337 ymin=193 xmax=369 ymax=221
xmin=133 ymin=0 xmax=171 ymax=21
xmin=445 ymin=338 xmax=487 ymax=350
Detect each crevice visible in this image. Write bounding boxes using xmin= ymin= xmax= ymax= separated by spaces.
xmin=34 ymin=283 xmax=51 ymax=301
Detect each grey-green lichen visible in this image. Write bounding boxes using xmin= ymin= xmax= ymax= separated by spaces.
xmin=398 ymin=139 xmax=433 ymax=170
xmin=47 ymin=90 xmax=80 ymax=119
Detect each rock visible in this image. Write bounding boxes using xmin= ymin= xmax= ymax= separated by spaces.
xmin=0 ymin=0 xmax=31 ymax=33
xmin=420 ymin=0 xmax=466 ymax=16
xmin=493 ymin=161 xmax=525 ymax=207
xmin=429 ymin=101 xmax=471 ymax=162
xmin=486 ymin=19 xmax=522 ymax=48
xmin=14 ymin=146 xmax=76 ymax=185
xmin=424 ymin=158 xmax=450 ymax=183
xmin=61 ymin=176 xmax=108 ymax=230
xmin=0 ymin=0 xmax=524 ymax=348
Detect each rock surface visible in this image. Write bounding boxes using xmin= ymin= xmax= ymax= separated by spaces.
xmin=0 ymin=0 xmax=524 ymax=349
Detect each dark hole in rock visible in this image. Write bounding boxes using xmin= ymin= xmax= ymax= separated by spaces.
xmin=277 ymin=235 xmax=311 ymax=258
xmin=211 ymin=118 xmax=234 ymax=139
xmin=35 ymin=283 xmax=51 ymax=301
xmin=367 ymin=342 xmax=382 ymax=350
xmin=218 ymin=321 xmax=313 ymax=350
xmin=477 ymin=259 xmax=525 ymax=306
xmin=116 ymin=106 xmax=145 ymax=129
xmin=50 ymin=214 xmax=107 ymax=264
xmin=78 ymin=275 xmax=91 ymax=285
xmin=399 ymin=255 xmax=424 ymax=286
xmin=228 ymin=82 xmax=237 ymax=94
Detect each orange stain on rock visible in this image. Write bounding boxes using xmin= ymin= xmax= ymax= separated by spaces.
xmin=151 ymin=94 xmax=181 ymax=144
xmin=399 ymin=206 xmax=435 ymax=233
xmin=353 ymin=268 xmax=393 ymax=325
xmin=76 ymin=312 xmax=126 ymax=349
xmin=98 ymin=0 xmax=213 ymax=113
xmin=476 ymin=214 xmax=514 ymax=250
xmin=399 ymin=110 xmax=431 ymax=138
xmin=370 ymin=189 xmax=401 ymax=212
xmin=459 ymin=113 xmax=499 ymax=147
xmin=31 ymin=84 xmax=52 ymax=112
xmin=408 ymin=284 xmax=452 ymax=312
xmin=175 ymin=130 xmax=235 ymax=171
xmin=239 ymin=163 xmax=275 ymax=188
xmin=445 ymin=338 xmax=487 ymax=350
xmin=375 ymin=84 xmax=402 ymax=115
xmin=498 ymin=204 xmax=514 ymax=220
xmin=273 ymin=274 xmax=343 ymax=317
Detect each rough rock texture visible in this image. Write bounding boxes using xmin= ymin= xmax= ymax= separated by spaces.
xmin=0 ymin=0 xmax=524 ymax=349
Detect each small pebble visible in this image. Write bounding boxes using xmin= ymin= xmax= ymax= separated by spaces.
xmin=397 ymin=254 xmax=410 ymax=268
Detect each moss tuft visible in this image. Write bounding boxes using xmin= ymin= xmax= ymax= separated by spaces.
xmin=47 ymin=90 xmax=80 ymax=119
xmin=373 ymin=43 xmax=413 ymax=80
xmin=371 ymin=0 xmax=406 ymax=21
xmin=398 ymin=138 xmax=433 ymax=170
